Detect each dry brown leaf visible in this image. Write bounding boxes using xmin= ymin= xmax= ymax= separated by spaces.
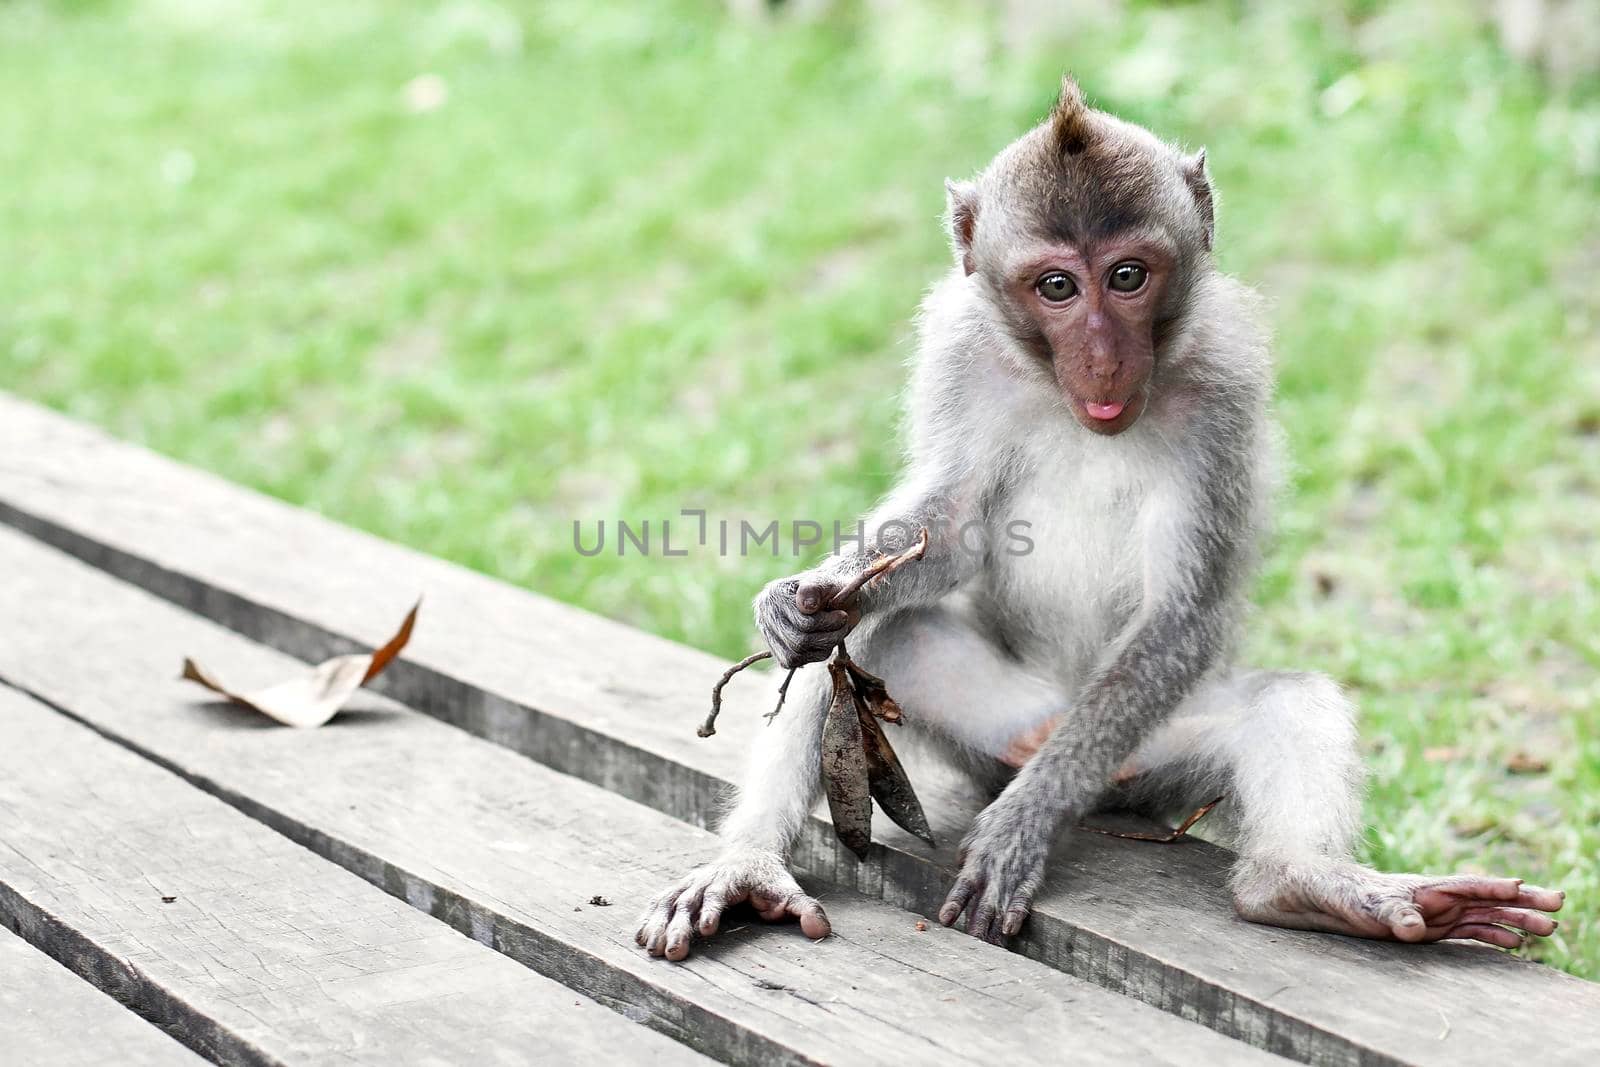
xmin=181 ymin=600 xmax=419 ymax=728
xmin=1422 ymin=745 xmax=1466 ymax=763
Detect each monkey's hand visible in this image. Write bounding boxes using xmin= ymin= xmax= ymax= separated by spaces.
xmin=1233 ymin=860 xmax=1564 ymax=948
xmin=634 ymin=847 xmax=831 ymax=962
xmin=754 ymin=572 xmax=859 ymax=669
xmin=938 ymin=791 xmax=1052 ymax=944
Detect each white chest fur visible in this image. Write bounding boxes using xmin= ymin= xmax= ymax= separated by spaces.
xmin=978 ymin=424 xmax=1182 ymax=687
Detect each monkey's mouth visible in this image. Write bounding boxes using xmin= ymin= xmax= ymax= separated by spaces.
xmin=1069 ymin=391 xmax=1146 ymax=436
xmin=1083 ymin=400 xmax=1126 ymax=421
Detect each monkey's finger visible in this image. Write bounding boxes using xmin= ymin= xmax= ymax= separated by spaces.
xmin=1000 ymin=898 xmax=1032 ymax=937
xmin=1456 ymin=906 xmax=1558 ymax=937
xmin=637 ymin=882 xmax=684 ymax=950
xmin=634 ymin=907 xmax=665 ymax=947
xmin=786 ymin=608 xmax=853 ymax=634
xmin=788 ymin=893 xmax=831 ymax=939
xmin=786 ymin=634 xmax=849 ymax=664
xmin=797 ymin=627 xmax=851 ymax=654
xmin=1373 ymin=897 xmax=1428 ymax=942
xmin=795 ymin=580 xmax=843 ymax=615
xmin=1416 ymin=876 xmax=1524 ymax=912
xmin=768 ymin=644 xmax=804 ymax=670
xmin=768 ymin=637 xmax=817 ymax=670
xmin=776 ymin=628 xmax=850 ymax=667
xmin=641 ymin=911 xmax=673 ymax=957
xmin=664 ymin=891 xmax=701 ymax=962
xmin=770 ymin=598 xmax=852 ymax=642
xmin=939 ymin=876 xmax=977 ymax=926
xmin=767 ymin=623 xmax=849 ymax=668
xmin=637 ymin=881 xmax=680 ymax=935
xmin=1444 ymin=923 xmax=1525 ymax=950
xmin=966 ymin=895 xmax=999 ymax=940
xmin=697 ymin=879 xmax=743 ymax=937
xmin=1511 ymin=885 xmax=1565 ymax=912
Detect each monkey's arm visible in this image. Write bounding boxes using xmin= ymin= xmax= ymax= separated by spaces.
xmin=940 ymin=471 xmax=1250 ymax=942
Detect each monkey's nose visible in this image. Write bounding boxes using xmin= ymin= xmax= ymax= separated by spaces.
xmin=1087 ymin=354 xmax=1121 ymax=382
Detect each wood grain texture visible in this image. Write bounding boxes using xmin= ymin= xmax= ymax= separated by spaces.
xmin=3 ymin=393 xmax=1598 ymax=1066
xmin=0 ymin=925 xmax=207 ymax=1067
xmin=0 ymin=683 xmax=707 ymax=1067
xmin=0 ymin=527 xmax=1284 ymax=1067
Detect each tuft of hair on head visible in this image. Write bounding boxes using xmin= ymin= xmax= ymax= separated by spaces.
xmin=1050 ymin=74 xmax=1093 ymax=157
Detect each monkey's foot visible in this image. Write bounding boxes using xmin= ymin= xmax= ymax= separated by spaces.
xmin=1233 ymin=860 xmax=1564 ymax=948
xmin=634 ymin=847 xmax=830 ymax=962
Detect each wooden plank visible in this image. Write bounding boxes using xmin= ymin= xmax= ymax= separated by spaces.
xmin=2 ymin=395 xmax=1598 ymax=1065
xmin=0 ymin=924 xmax=207 ymax=1067
xmin=0 ymin=526 xmax=1286 ymax=1067
xmin=0 ymin=683 xmax=708 ymax=1067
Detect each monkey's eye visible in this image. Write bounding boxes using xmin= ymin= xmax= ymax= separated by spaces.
xmin=1108 ymin=263 xmax=1148 ymax=293
xmin=1036 ymin=272 xmax=1077 ymax=303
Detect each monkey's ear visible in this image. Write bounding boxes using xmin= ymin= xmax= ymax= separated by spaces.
xmin=1183 ymin=148 xmax=1215 ymax=251
xmin=945 ymin=178 xmax=979 ymax=276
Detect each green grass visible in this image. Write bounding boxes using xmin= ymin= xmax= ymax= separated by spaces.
xmin=3 ymin=0 xmax=1597 ymax=976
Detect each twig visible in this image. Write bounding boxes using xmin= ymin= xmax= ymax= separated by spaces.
xmin=697 ymin=527 xmax=930 ymax=738
xmin=700 ymin=651 xmax=772 ymax=737
xmin=828 ymin=527 xmax=930 ymax=605
xmin=762 ymin=668 xmax=797 ymax=724
xmin=1078 ymin=794 xmax=1225 ymax=843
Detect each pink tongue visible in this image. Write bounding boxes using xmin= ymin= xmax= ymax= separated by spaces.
xmin=1085 ymin=400 xmax=1126 ymax=421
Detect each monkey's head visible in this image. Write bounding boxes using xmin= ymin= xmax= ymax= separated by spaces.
xmin=946 ymin=76 xmax=1215 ymax=436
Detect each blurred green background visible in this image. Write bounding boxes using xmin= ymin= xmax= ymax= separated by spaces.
xmin=2 ymin=0 xmax=1597 ymax=975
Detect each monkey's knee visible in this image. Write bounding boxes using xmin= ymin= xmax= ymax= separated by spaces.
xmin=1247 ymin=670 xmax=1358 ymax=752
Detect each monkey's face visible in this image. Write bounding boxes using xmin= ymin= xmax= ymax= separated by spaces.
xmin=1000 ymin=234 xmax=1173 ymax=436
xmin=946 ymin=76 xmax=1215 ymax=436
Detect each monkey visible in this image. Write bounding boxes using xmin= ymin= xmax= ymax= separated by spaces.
xmin=635 ymin=76 xmax=1565 ymax=961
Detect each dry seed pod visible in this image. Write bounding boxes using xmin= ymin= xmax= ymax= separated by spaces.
xmin=820 ymin=658 xmax=873 ymax=859
xmin=857 ymin=702 xmax=936 ymax=847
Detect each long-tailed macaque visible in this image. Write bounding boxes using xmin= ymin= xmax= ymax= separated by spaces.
xmin=637 ymin=77 xmax=1563 ymax=959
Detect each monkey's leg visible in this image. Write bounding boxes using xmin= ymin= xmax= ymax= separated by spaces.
xmin=1122 ymin=670 xmax=1564 ymax=948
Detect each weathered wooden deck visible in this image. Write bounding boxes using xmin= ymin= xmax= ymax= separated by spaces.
xmin=1 ymin=392 xmax=1596 ymax=1066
